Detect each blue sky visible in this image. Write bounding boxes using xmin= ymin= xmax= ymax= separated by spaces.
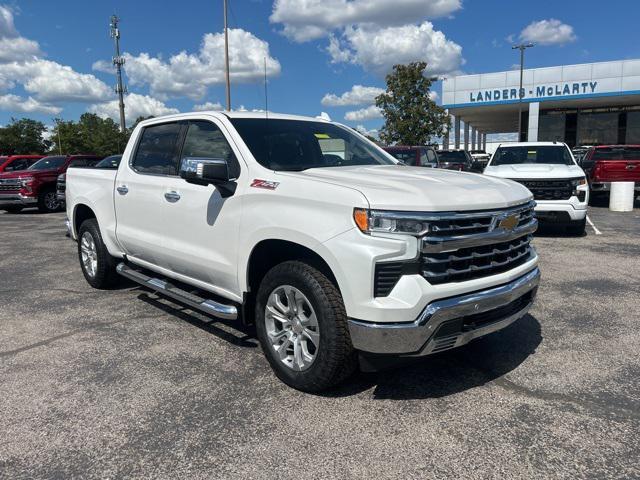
xmin=1 ymin=0 xmax=639 ymax=136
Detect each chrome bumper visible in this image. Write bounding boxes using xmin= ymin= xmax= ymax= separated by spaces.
xmin=348 ymin=268 xmax=540 ymax=356
xmin=0 ymin=194 xmax=37 ymax=206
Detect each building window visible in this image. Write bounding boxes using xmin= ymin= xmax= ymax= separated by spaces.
xmin=626 ymin=112 xmax=640 ymax=144
xmin=538 ymin=112 xmax=566 ymax=142
xmin=577 ymin=112 xmax=618 ymax=145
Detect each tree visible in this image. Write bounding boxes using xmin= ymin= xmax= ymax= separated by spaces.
xmin=0 ymin=118 xmax=51 ymax=155
xmin=375 ymin=62 xmax=449 ymax=146
xmin=50 ymin=114 xmax=129 ymax=156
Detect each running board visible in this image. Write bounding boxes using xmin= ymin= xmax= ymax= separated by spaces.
xmin=116 ymin=262 xmax=238 ymax=320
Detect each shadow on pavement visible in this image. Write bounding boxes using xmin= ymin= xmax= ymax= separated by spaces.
xmin=325 ymin=314 xmax=542 ymax=400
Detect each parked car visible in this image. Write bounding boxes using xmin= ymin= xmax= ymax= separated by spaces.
xmin=0 ymin=154 xmax=102 ymax=213
xmin=571 ymin=145 xmax=594 ymax=165
xmin=0 ymin=155 xmax=44 ymax=173
xmin=437 ymin=149 xmax=474 ymax=171
xmin=382 ymin=145 xmax=439 ymax=167
xmin=484 ymin=142 xmax=588 ymax=234
xmin=57 ymin=155 xmax=118 ymax=203
xmin=469 ymin=150 xmax=491 ymax=171
xmin=66 ymin=112 xmax=540 ymax=392
xmin=579 ymin=145 xmax=640 ymax=195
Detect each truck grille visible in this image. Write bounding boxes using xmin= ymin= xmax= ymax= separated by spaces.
xmin=422 ymin=235 xmax=532 ymax=284
xmin=0 ymin=179 xmax=21 ymax=192
xmin=373 ymin=201 xmax=537 ymax=295
xmin=509 ymin=179 xmax=573 ymax=201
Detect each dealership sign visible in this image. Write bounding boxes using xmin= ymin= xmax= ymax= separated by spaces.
xmin=469 ymin=81 xmax=598 ymax=103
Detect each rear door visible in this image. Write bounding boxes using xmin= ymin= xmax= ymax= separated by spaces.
xmin=114 ymin=121 xmax=185 ymax=266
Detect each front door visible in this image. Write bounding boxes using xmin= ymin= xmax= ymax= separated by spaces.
xmin=159 ymin=119 xmax=245 ymax=298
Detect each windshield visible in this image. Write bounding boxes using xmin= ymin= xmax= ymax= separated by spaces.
xmin=229 ymin=118 xmax=395 ymax=171
xmin=490 ymin=146 xmax=574 ymax=166
xmin=592 ymin=147 xmax=640 ymax=160
xmin=96 ymin=155 xmax=122 ymax=168
xmin=438 ymin=151 xmax=469 ymax=163
xmin=29 ymin=156 xmax=67 ymax=170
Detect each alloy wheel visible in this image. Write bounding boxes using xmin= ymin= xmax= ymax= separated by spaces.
xmin=80 ymin=232 xmax=98 ymax=278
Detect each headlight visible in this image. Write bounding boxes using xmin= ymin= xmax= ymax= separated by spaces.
xmin=570 ymin=177 xmax=587 ymax=187
xmin=20 ymin=176 xmax=34 ymax=187
xmin=353 ymin=208 xmax=430 ymax=235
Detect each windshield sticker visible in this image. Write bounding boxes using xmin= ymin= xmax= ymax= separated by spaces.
xmin=314 ymin=133 xmax=330 ymax=139
xmin=251 ymin=179 xmax=280 ymax=190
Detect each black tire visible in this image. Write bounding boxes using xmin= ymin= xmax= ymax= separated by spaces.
xmin=3 ymin=206 xmax=23 ymax=214
xmin=255 ymin=260 xmax=357 ymax=392
xmin=77 ymin=218 xmax=119 ymax=289
xmin=37 ymin=187 xmax=61 ymax=213
xmin=566 ymin=218 xmax=586 ymax=236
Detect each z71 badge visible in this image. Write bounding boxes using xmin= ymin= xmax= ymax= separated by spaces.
xmin=251 ymin=179 xmax=280 ymax=190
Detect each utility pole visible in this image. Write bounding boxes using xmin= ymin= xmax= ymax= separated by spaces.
xmin=223 ymin=0 xmax=231 ymax=111
xmin=110 ymin=15 xmax=127 ymax=132
xmin=512 ymin=42 xmax=534 ymax=141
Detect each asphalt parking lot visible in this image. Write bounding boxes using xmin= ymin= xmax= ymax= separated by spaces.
xmin=1 ymin=204 xmax=639 ymax=479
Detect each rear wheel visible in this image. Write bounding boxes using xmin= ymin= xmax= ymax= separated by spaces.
xmin=255 ymin=260 xmax=357 ymax=392
xmin=567 ymin=217 xmax=586 ymax=236
xmin=77 ymin=218 xmax=119 ymax=289
xmin=37 ymin=188 xmax=61 ymax=213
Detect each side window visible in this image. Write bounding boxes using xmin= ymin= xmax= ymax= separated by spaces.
xmin=132 ymin=122 xmax=182 ymax=175
xmin=423 ymin=149 xmax=437 ymax=165
xmin=181 ymin=121 xmax=240 ymax=178
xmin=7 ymin=160 xmax=26 ymax=171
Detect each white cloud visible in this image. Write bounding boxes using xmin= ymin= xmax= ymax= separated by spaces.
xmin=0 ymin=94 xmax=61 ymax=115
xmin=333 ymin=23 xmax=463 ymax=76
xmin=344 ymin=105 xmax=382 ymax=121
xmin=0 ymin=5 xmax=112 ymax=117
xmin=88 ymin=93 xmax=179 ymax=125
xmin=354 ymin=124 xmax=379 ymax=138
xmin=520 ymin=19 xmax=576 ymax=46
xmin=429 ymin=91 xmax=438 ymax=101
xmin=270 ymin=0 xmax=462 ymax=42
xmin=193 ymin=101 xmax=224 ymax=111
xmin=95 ymin=29 xmax=281 ymax=101
xmin=322 ymin=85 xmax=384 ymax=106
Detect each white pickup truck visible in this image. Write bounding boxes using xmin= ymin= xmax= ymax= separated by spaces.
xmin=66 ymin=111 xmax=540 ymax=391
xmin=484 ymin=142 xmax=589 ymax=235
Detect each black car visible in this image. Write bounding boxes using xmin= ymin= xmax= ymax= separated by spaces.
xmin=56 ymin=155 xmax=120 ymax=202
xmin=437 ymin=150 xmax=475 ymax=171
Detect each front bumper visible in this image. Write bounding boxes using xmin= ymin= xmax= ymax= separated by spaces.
xmin=0 ymin=193 xmax=37 ymax=207
xmin=348 ymin=267 xmax=540 ymax=356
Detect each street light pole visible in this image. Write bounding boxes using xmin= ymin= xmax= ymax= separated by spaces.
xmin=223 ymin=0 xmax=231 ymax=111
xmin=512 ymin=42 xmax=534 ymax=141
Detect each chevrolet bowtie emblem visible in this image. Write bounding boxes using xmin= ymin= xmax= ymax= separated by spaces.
xmin=498 ymin=214 xmax=519 ymax=231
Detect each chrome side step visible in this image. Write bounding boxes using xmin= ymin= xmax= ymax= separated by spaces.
xmin=116 ymin=262 xmax=238 ymax=320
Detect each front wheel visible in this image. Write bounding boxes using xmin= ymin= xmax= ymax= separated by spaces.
xmin=38 ymin=188 xmax=61 ymax=213
xmin=255 ymin=261 xmax=357 ymax=392
xmin=566 ymin=217 xmax=586 ymax=236
xmin=77 ymin=219 xmax=119 ymax=289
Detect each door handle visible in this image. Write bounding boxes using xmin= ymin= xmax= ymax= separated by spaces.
xmin=116 ymin=185 xmax=128 ymax=195
xmin=164 ymin=191 xmax=181 ymax=202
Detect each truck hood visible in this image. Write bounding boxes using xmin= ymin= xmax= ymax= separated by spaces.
xmin=0 ymin=169 xmax=54 ymax=179
xmin=484 ymin=163 xmax=585 ymax=179
xmin=288 ymin=165 xmax=532 ymax=211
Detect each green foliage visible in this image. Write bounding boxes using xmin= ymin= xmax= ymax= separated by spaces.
xmin=375 ymin=62 xmax=449 ymax=146
xmin=50 ymin=113 xmax=129 ymax=157
xmin=0 ymin=118 xmax=51 ymax=155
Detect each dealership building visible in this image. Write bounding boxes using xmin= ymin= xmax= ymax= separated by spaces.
xmin=441 ymin=59 xmax=640 ymax=150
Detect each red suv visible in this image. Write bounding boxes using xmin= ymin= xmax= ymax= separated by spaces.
xmin=0 ymin=155 xmax=44 ymax=173
xmin=580 ymin=145 xmax=640 ymax=195
xmin=0 ymin=154 xmax=102 ymax=213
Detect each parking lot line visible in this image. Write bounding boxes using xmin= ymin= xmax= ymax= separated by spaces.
xmin=586 ymin=215 xmax=602 ymax=235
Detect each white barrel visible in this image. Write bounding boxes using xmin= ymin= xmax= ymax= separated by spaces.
xmin=609 ymin=182 xmax=635 ymax=212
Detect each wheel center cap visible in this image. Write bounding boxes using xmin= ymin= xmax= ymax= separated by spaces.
xmin=291 ymin=318 xmax=303 ymax=334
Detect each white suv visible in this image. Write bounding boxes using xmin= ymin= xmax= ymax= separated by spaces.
xmin=484 ymin=142 xmax=589 ymax=235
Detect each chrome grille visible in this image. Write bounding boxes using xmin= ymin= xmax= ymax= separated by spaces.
xmin=0 ymin=179 xmax=21 ymax=191
xmin=372 ymin=202 xmax=537 ymax=295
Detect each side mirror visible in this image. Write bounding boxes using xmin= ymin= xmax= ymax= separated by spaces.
xmin=180 ymin=157 xmax=236 ymax=196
